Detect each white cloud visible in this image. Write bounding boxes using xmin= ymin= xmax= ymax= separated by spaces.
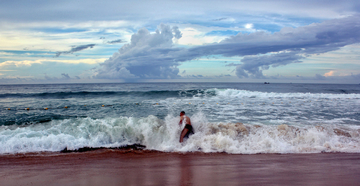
xmin=177 ymin=27 xmax=225 ymax=46
xmin=0 ymin=60 xmax=42 ymax=67
xmin=95 ymin=24 xmax=186 ymax=80
xmin=0 ymin=51 xmax=15 ymax=56
xmin=0 ymin=30 xmax=102 ymax=51
xmin=0 ymin=20 xmax=133 ymax=30
xmin=245 ymin=23 xmax=253 ymax=29
xmin=324 ymin=71 xmax=335 ymax=77
xmin=0 ymin=58 xmax=106 ymax=68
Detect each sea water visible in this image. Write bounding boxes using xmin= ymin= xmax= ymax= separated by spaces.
xmin=0 ymin=83 xmax=359 ymax=154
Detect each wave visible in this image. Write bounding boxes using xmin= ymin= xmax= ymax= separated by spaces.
xmin=1 ymin=88 xmax=359 ymax=100
xmin=210 ymin=88 xmax=360 ymax=99
xmin=1 ymin=88 xmax=359 ymax=127
xmin=1 ymin=114 xmax=359 ymax=154
xmin=0 ymin=89 xmax=214 ymax=99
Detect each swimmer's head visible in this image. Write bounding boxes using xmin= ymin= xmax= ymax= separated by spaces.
xmin=180 ymin=111 xmax=185 ymax=116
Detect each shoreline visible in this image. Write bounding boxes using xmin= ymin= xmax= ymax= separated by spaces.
xmin=1 ymin=149 xmax=360 ymax=186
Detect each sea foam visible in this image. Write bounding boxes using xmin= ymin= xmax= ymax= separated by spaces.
xmin=1 ymin=113 xmax=359 ymax=154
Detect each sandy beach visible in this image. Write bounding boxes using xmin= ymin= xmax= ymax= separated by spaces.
xmin=1 ymin=149 xmax=359 ymax=186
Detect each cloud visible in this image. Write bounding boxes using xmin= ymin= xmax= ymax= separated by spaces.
xmin=107 ymin=39 xmax=124 ymax=44
xmin=0 ymin=60 xmax=42 ymax=67
xmin=55 ymin=44 xmax=96 ymax=57
xmin=324 ymin=70 xmax=335 ymax=77
xmin=225 ymin=62 xmax=240 ymax=67
xmin=1 ymin=0 xmax=359 ymax=24
xmin=61 ymin=73 xmax=70 ymax=79
xmin=95 ymin=24 xmax=187 ymax=80
xmin=172 ymin=26 xmax=182 ymax=39
xmin=235 ymin=51 xmax=304 ymax=78
xmin=245 ymin=23 xmax=253 ymax=29
xmin=0 ymin=59 xmax=105 ymax=67
xmin=315 ymin=74 xmax=326 ymax=80
xmin=212 ymin=18 xmax=228 ymax=21
xmin=188 ymin=14 xmax=360 ymax=78
xmin=96 ymin=67 xmax=137 ymax=79
xmin=95 ymin=15 xmax=360 ymax=81
xmin=216 ymin=74 xmax=232 ymax=77
xmin=295 ymin=72 xmax=360 ymax=83
xmin=189 ymin=75 xmax=204 ymax=78
xmin=0 ymin=51 xmax=15 ymax=56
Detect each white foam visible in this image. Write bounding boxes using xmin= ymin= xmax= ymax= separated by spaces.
xmin=209 ymin=88 xmax=360 ymax=99
xmin=161 ymin=88 xmax=360 ymax=126
xmin=1 ymin=113 xmax=360 ymax=154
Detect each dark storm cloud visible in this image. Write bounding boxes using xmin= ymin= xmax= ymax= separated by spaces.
xmin=55 ymin=44 xmax=95 ymax=57
xmin=61 ymin=73 xmax=70 ymax=79
xmin=107 ymin=39 xmax=124 ymax=44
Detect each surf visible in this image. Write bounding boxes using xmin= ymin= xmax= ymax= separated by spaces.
xmin=0 ymin=113 xmax=359 ymax=154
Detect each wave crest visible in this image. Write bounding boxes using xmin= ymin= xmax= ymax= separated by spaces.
xmin=1 ymin=114 xmax=359 ymax=154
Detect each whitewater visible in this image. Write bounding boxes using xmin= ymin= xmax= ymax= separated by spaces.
xmin=0 ymin=83 xmax=359 ymax=154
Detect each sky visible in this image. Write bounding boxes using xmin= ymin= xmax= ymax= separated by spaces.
xmin=1 ymin=0 xmax=360 ymax=84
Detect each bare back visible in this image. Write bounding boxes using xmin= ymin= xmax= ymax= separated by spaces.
xmin=179 ymin=115 xmax=191 ymax=125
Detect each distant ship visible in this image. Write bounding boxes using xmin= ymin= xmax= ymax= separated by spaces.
xmin=264 ymin=82 xmax=270 ymax=84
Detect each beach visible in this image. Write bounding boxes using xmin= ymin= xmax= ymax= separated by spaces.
xmin=1 ymin=149 xmax=360 ymax=186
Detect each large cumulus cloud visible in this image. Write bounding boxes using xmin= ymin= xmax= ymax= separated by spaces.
xmin=95 ymin=24 xmax=189 ymax=79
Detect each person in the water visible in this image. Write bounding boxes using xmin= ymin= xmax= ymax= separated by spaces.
xmin=179 ymin=111 xmax=194 ymax=142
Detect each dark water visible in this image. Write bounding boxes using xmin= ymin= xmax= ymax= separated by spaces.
xmin=1 ymin=83 xmax=359 ymax=125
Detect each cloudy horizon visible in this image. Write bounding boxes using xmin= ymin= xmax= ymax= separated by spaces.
xmin=1 ymin=0 xmax=360 ymax=84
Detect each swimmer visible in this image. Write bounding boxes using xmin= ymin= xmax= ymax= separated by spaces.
xmin=179 ymin=111 xmax=194 ymax=142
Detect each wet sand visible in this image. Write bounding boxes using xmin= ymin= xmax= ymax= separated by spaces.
xmin=1 ymin=149 xmax=360 ymax=186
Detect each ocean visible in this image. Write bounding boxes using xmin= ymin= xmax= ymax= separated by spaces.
xmin=0 ymin=83 xmax=359 ymax=154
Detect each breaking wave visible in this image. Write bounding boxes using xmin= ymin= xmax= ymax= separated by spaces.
xmin=0 ymin=89 xmax=213 ymax=99
xmin=1 ymin=113 xmax=359 ymax=154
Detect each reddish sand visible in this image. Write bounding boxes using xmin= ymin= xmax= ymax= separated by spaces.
xmin=1 ymin=149 xmax=360 ymax=186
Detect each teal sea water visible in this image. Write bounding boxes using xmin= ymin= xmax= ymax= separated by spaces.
xmin=0 ymin=83 xmax=359 ymax=154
